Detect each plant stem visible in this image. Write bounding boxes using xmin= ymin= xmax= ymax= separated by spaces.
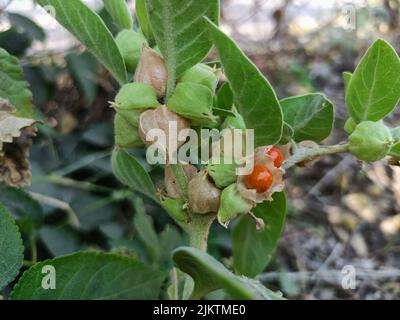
xmin=171 ymin=164 xmax=189 ymax=200
xmin=283 ymin=143 xmax=350 ymax=170
xmin=32 ymin=175 xmax=112 ymax=194
xmin=186 ymin=214 xmax=216 ymax=252
xmin=23 ymin=260 xmax=35 ymax=267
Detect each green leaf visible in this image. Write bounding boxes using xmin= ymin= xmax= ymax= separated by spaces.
xmin=215 ymin=82 xmax=234 ymax=110
xmin=8 ymin=13 xmax=46 ymax=41
xmin=343 ymin=71 xmax=352 ymax=94
xmin=346 ymin=39 xmax=400 ymax=122
xmin=111 ymin=148 xmax=157 ymax=202
xmin=36 ymin=0 xmax=127 ymax=85
xmin=145 ymin=0 xmax=219 ymax=97
xmin=66 ymin=51 xmax=99 ymax=105
xmin=0 ymin=48 xmax=34 ymax=117
xmin=280 ymin=93 xmax=334 ymax=143
xmin=232 ymin=192 xmax=287 ymax=278
xmin=173 ymin=247 xmax=284 ymax=300
xmin=39 ymin=225 xmax=82 ymax=257
xmin=0 ymin=186 xmax=44 ymax=232
xmin=0 ymin=204 xmax=24 ymax=291
xmin=70 ymin=194 xmax=117 ymax=231
xmin=132 ymin=197 xmax=160 ymax=263
xmin=135 ymin=0 xmax=154 ymax=43
xmin=11 ymin=251 xmax=166 ymax=299
xmin=103 ymin=0 xmax=133 ymax=30
xmin=205 ymin=19 xmax=283 ymax=147
xmin=279 ymin=122 xmax=294 ymax=144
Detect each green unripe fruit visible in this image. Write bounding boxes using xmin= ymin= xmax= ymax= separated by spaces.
xmin=114 ymin=83 xmax=159 ymax=126
xmin=115 ymin=83 xmax=159 ymax=110
xmin=167 ymin=82 xmax=217 ymax=126
xmin=221 ymin=108 xmax=246 ymax=130
xmin=179 ymin=64 xmax=219 ymax=92
xmin=344 ymin=117 xmax=357 ymax=135
xmin=349 ymin=121 xmax=393 ymax=162
xmin=116 ymin=30 xmax=147 ymax=72
xmin=217 ymin=184 xmax=254 ymax=228
xmin=207 ymin=157 xmax=237 ymax=189
xmin=161 ymin=197 xmax=188 ymax=222
xmin=114 ymin=114 xmax=143 ymax=148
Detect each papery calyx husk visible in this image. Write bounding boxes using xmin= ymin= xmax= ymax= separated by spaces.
xmin=165 ymin=163 xmax=197 ymax=199
xmin=134 ymin=45 xmax=168 ymax=98
xmin=178 ymin=63 xmax=219 ymax=92
xmin=139 ymin=105 xmax=191 ymax=152
xmin=207 ymin=156 xmax=237 ymax=189
xmin=167 ymin=82 xmax=218 ymax=126
xmin=217 ymin=183 xmax=254 ymax=228
xmin=188 ymin=170 xmax=221 ymax=214
xmin=114 ymin=113 xmax=143 ymax=148
xmin=349 ymin=121 xmax=393 ymax=162
xmin=112 ymin=83 xmax=159 ymax=147
xmin=0 ymin=99 xmax=38 ymax=187
xmin=114 ymin=83 xmax=159 ymax=113
xmin=255 ymin=145 xmax=291 ymax=164
xmin=237 ymin=146 xmax=285 ymax=204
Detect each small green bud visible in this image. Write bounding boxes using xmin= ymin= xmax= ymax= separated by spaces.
xmin=217 ymin=184 xmax=254 ymax=228
xmin=344 ymin=117 xmax=357 ymax=135
xmin=221 ymin=108 xmax=246 ymax=130
xmin=349 ymin=121 xmax=393 ymax=162
xmin=167 ymin=82 xmax=217 ymax=126
xmin=161 ymin=197 xmax=189 ymax=222
xmin=207 ymin=157 xmax=237 ymax=189
xmin=114 ymin=114 xmax=143 ymax=148
xmin=165 ymin=164 xmax=197 ymax=199
xmin=116 ymin=30 xmax=147 ymax=73
xmin=179 ymin=64 xmax=219 ymax=92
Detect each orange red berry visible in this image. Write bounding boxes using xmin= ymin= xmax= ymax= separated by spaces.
xmin=267 ymin=147 xmax=284 ymax=167
xmin=245 ymin=165 xmax=273 ymax=193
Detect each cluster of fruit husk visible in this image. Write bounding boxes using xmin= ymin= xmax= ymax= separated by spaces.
xmin=113 ymin=36 xmax=288 ymax=230
xmin=113 ymin=37 xmax=221 ymax=154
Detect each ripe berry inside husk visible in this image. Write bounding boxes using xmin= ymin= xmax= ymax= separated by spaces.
xmin=245 ymin=165 xmax=273 ymax=193
xmin=267 ymin=147 xmax=284 ymax=167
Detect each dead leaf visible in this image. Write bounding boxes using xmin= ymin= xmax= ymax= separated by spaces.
xmin=0 ymin=98 xmax=38 ymax=187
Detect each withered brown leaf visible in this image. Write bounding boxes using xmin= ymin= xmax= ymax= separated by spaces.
xmin=0 ymin=99 xmax=38 ymax=187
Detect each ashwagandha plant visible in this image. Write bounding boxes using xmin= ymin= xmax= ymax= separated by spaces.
xmin=0 ymin=0 xmax=400 ymax=300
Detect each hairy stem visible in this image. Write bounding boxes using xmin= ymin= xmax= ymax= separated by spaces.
xmin=171 ymin=164 xmax=189 ymax=200
xmin=186 ymin=214 xmax=216 ymax=251
xmin=283 ymin=143 xmax=350 ymax=170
